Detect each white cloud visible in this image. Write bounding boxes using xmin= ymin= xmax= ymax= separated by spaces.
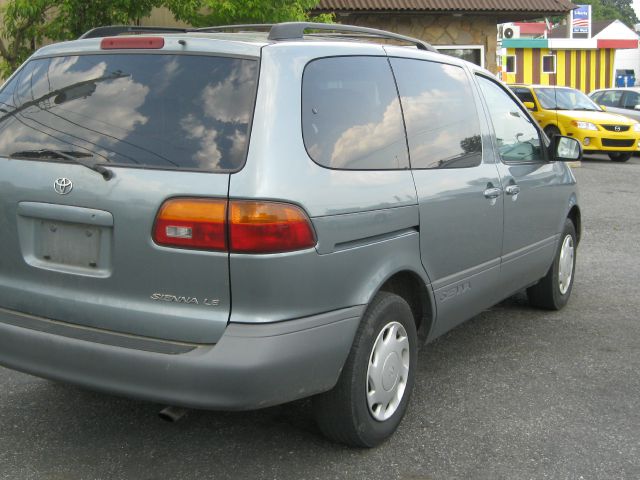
xmin=201 ymin=62 xmax=255 ymax=124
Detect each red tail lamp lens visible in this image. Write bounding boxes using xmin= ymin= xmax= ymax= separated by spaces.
xmin=154 ymin=198 xmax=227 ymax=250
xmin=229 ymin=201 xmax=316 ymax=253
xmin=100 ymin=37 xmax=165 ymax=50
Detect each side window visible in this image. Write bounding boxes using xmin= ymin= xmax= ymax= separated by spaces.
xmin=511 ymin=87 xmax=536 ymax=104
xmin=598 ymin=90 xmax=623 ymax=107
xmin=505 ymin=55 xmax=516 ymax=74
xmin=301 ymin=56 xmax=408 ymax=170
xmin=476 ymin=75 xmax=543 ymax=163
xmin=622 ymin=91 xmax=640 ymax=109
xmin=590 ymin=92 xmax=603 ymax=103
xmin=542 ymin=55 xmax=556 ymax=74
xmin=390 ymin=58 xmax=482 ymax=169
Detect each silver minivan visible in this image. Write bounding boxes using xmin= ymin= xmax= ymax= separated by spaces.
xmin=0 ymin=23 xmax=582 ymax=447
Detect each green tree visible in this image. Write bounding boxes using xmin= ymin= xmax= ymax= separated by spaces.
xmin=0 ymin=0 xmax=333 ymax=78
xmin=166 ymin=0 xmax=331 ymax=27
xmin=0 ymin=0 xmax=162 ymax=77
xmin=578 ymin=0 xmax=638 ymax=27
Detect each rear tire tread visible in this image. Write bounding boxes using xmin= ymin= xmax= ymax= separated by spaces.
xmin=313 ymin=292 xmax=417 ymax=448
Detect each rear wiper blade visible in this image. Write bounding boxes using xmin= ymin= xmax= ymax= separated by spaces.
xmin=9 ymin=149 xmax=113 ymax=180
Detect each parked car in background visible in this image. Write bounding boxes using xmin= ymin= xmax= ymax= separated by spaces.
xmin=589 ymin=87 xmax=640 ymax=123
xmin=0 ymin=23 xmax=582 ymax=448
xmin=510 ymin=84 xmax=640 ymax=162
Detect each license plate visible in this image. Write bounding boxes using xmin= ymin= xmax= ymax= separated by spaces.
xmin=37 ymin=221 xmax=101 ymax=268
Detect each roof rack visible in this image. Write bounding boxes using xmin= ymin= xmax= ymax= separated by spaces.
xmin=267 ymin=22 xmax=438 ymax=53
xmin=195 ymin=24 xmax=274 ymax=33
xmin=79 ymin=25 xmax=193 ymax=39
xmin=78 ymin=22 xmax=438 ymax=53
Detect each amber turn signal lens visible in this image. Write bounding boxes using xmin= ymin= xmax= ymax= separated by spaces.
xmin=153 ymin=198 xmax=227 ymax=250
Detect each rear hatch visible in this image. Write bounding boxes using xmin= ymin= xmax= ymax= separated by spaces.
xmin=0 ymin=46 xmax=259 ymax=343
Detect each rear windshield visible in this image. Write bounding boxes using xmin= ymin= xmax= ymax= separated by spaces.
xmin=0 ymin=54 xmax=258 ymax=171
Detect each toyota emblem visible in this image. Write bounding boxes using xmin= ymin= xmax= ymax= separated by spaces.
xmin=54 ymin=178 xmax=73 ymax=195
xmin=615 ymin=126 xmax=621 ymax=132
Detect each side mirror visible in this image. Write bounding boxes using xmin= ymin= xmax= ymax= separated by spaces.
xmin=550 ymin=135 xmax=582 ymax=162
xmin=600 ymin=105 xmax=607 ymax=111
xmin=523 ymin=101 xmax=536 ymax=111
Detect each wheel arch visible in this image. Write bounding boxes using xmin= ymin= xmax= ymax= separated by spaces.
xmin=373 ymin=269 xmax=435 ymax=344
xmin=544 ymin=123 xmax=562 ymax=136
xmin=567 ymin=203 xmax=582 ymax=245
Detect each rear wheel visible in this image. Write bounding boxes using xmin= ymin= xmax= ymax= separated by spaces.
xmin=313 ymin=292 xmax=417 ymax=447
xmin=608 ymin=152 xmax=632 ymax=162
xmin=527 ymin=218 xmax=577 ymax=310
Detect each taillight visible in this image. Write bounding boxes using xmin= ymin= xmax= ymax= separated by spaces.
xmin=229 ymin=201 xmax=316 ymax=253
xmin=153 ymin=198 xmax=227 ymax=250
xmin=153 ymin=199 xmax=316 ymax=253
xmin=100 ymin=37 xmax=165 ymax=50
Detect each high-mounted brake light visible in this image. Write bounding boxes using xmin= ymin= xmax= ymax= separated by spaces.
xmin=153 ymin=198 xmax=316 ymax=253
xmin=229 ymin=201 xmax=316 ymax=253
xmin=100 ymin=37 xmax=165 ymax=50
xmin=153 ymin=198 xmax=226 ymax=250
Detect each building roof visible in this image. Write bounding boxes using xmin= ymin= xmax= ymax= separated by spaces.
xmin=315 ymin=0 xmax=576 ymax=15
xmin=548 ymin=19 xmax=614 ymax=38
xmin=514 ymin=21 xmax=548 ymax=35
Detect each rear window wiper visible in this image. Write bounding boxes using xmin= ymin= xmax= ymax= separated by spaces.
xmin=9 ymin=149 xmax=113 ymax=180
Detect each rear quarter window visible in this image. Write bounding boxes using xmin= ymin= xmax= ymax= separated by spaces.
xmin=301 ymin=56 xmax=409 ymax=170
xmin=0 ymin=54 xmax=259 ymax=172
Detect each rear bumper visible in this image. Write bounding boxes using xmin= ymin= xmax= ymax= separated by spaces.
xmin=0 ymin=306 xmax=363 ymax=410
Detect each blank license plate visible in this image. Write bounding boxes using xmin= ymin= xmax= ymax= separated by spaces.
xmin=37 ymin=221 xmax=101 ymax=268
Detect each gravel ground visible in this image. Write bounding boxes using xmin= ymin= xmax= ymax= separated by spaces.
xmin=1 ymin=154 xmax=639 ymax=480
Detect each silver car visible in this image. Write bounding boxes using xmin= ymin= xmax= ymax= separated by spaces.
xmin=589 ymin=87 xmax=640 ymax=122
xmin=0 ymin=23 xmax=582 ymax=447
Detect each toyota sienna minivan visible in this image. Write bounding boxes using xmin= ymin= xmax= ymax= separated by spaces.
xmin=0 ymin=23 xmax=582 ymax=447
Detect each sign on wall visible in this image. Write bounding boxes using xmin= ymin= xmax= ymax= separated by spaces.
xmin=571 ymin=4 xmax=592 ymax=37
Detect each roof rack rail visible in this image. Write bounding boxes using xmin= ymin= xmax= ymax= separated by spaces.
xmin=78 ymin=22 xmax=438 ymax=53
xmin=195 ymin=24 xmax=274 ymax=33
xmin=267 ymin=22 xmax=438 ymax=53
xmin=79 ymin=25 xmax=193 ymax=39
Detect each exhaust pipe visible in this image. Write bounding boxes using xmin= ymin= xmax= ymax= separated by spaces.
xmin=158 ymin=406 xmax=188 ymax=422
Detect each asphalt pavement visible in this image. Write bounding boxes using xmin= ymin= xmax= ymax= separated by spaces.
xmin=1 ymin=154 xmax=639 ymax=480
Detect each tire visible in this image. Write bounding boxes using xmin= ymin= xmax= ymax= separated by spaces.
xmin=313 ymin=292 xmax=418 ymax=447
xmin=527 ymin=218 xmax=577 ymax=310
xmin=544 ymin=125 xmax=561 ymax=140
xmin=608 ymin=152 xmax=632 ymax=162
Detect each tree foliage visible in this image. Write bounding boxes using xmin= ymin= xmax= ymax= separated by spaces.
xmin=0 ymin=0 xmax=332 ymax=77
xmin=578 ymin=0 xmax=639 ymax=27
xmin=165 ymin=0 xmax=331 ymax=27
xmin=0 ymin=0 xmax=162 ymax=76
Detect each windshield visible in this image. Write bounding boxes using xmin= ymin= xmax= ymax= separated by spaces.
xmin=534 ymin=87 xmax=602 ymax=111
xmin=0 ymin=54 xmax=258 ymax=171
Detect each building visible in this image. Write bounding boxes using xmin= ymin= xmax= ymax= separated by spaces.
xmin=312 ymin=1 xmax=575 ymax=72
xmin=500 ymin=19 xmax=639 ymax=92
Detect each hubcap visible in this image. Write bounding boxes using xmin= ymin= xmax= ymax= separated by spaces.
xmin=366 ymin=321 xmax=410 ymax=422
xmin=558 ymin=234 xmax=574 ymax=295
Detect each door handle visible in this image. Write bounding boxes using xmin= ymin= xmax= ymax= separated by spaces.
xmin=505 ymin=185 xmax=521 ymax=196
xmin=483 ymin=187 xmax=502 ymax=199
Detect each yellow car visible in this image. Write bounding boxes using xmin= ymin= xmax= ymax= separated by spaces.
xmin=510 ymin=84 xmax=640 ymax=162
